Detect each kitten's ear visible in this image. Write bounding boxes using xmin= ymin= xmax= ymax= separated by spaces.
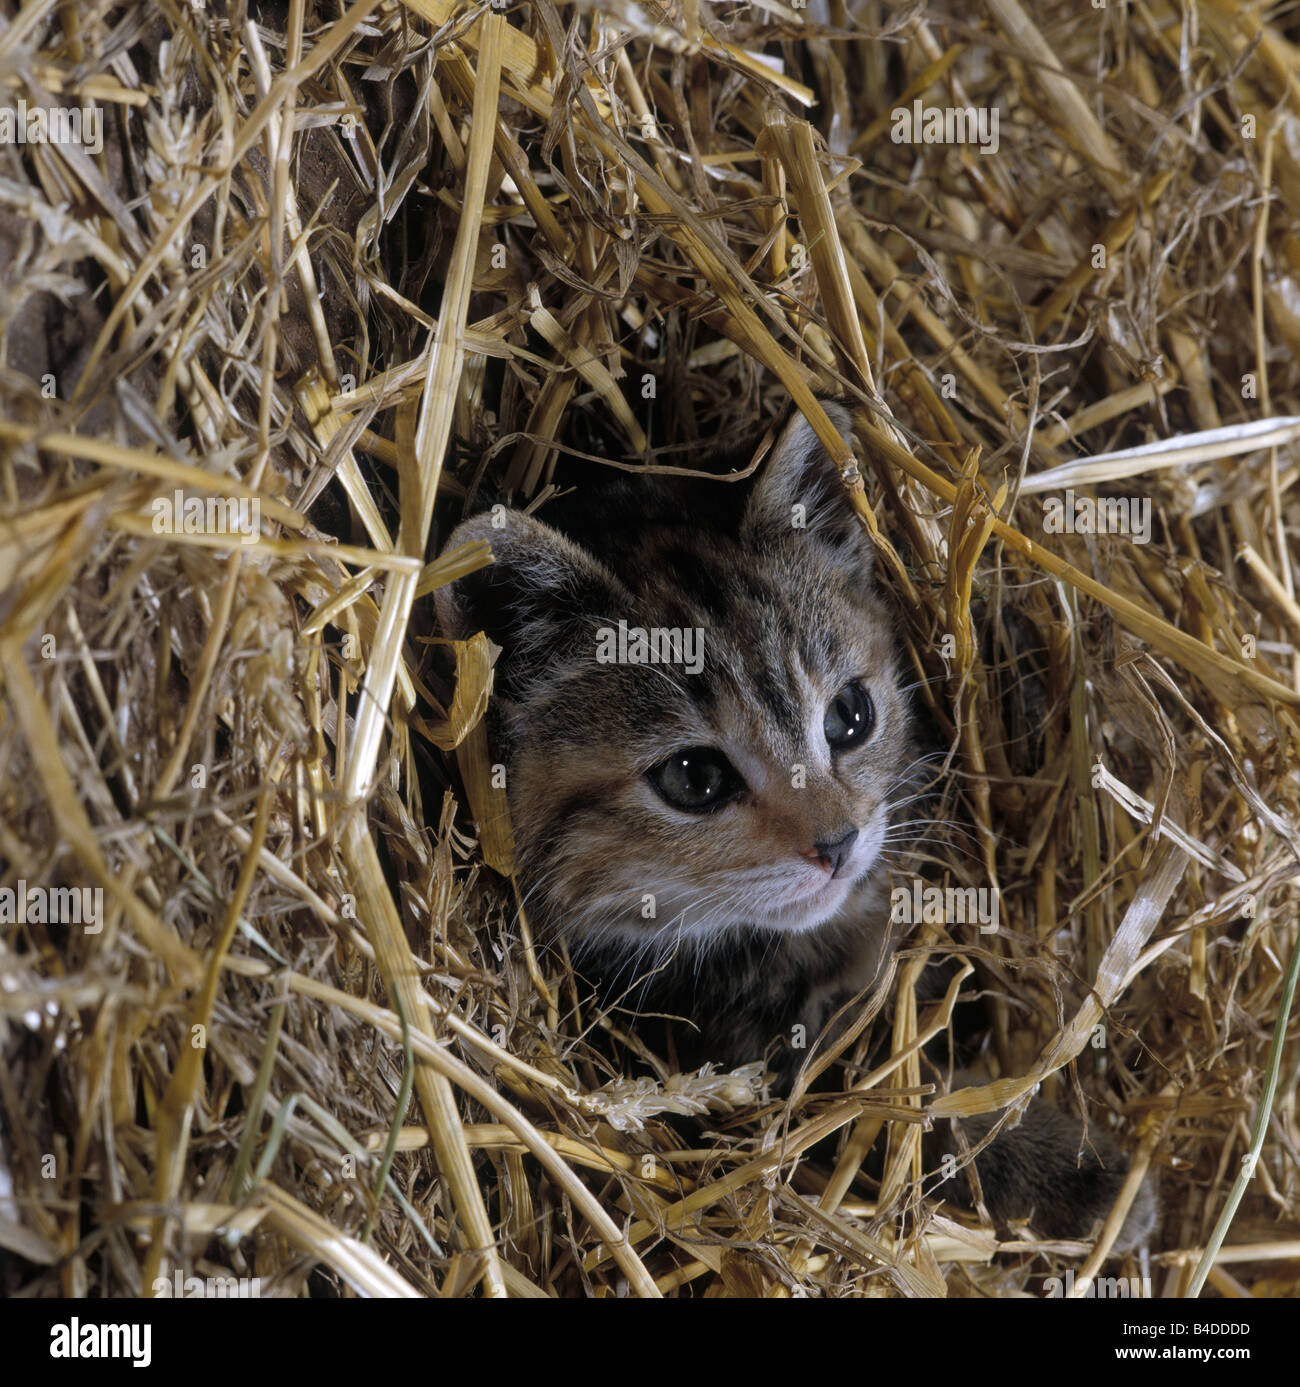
xmin=741 ymin=401 xmax=872 ymax=572
xmin=435 ymin=508 xmax=628 ymax=698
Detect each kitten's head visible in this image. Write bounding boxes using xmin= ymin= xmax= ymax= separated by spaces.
xmin=437 ymin=404 xmax=913 ymax=959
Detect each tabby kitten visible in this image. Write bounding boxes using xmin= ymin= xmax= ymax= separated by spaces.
xmin=437 ymin=402 xmax=1155 ymax=1251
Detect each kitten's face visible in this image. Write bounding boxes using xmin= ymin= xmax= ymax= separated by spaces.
xmin=438 ymin=407 xmax=912 ymax=958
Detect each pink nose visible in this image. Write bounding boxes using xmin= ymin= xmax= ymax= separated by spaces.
xmin=802 ymin=826 xmax=859 ymax=877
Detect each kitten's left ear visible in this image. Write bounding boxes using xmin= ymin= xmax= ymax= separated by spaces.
xmin=741 ymin=401 xmax=873 ymax=571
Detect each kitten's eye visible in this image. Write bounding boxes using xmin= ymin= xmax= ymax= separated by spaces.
xmin=647 ymin=748 xmax=744 ymax=812
xmin=824 ymin=681 xmax=875 ymax=750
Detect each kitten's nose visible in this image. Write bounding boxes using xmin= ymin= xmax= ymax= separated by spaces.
xmin=808 ymin=825 xmax=859 ymax=878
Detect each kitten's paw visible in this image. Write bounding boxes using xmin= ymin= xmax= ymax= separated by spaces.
xmin=927 ymin=1094 xmax=1157 ymax=1252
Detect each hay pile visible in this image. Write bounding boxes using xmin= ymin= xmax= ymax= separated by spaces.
xmin=2 ymin=0 xmax=1299 ymax=1298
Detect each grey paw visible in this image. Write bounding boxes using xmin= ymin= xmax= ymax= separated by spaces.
xmin=927 ymin=1095 xmax=1157 ymax=1251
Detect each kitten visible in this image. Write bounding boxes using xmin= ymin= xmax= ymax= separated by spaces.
xmin=436 ymin=402 xmax=1156 ymax=1252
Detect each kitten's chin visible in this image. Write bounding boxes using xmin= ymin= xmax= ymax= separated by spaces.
xmin=753 ymin=877 xmax=856 ymax=935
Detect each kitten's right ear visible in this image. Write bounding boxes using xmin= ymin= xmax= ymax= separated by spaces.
xmin=435 ymin=508 xmax=628 ymax=695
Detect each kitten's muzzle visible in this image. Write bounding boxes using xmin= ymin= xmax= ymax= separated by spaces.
xmin=805 ymin=825 xmax=859 ymax=878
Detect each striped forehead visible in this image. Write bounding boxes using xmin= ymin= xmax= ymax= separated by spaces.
xmin=705 ymin=620 xmax=818 ymax=758
xmin=637 ymin=537 xmax=851 ymax=751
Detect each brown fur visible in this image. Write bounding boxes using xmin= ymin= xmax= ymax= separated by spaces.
xmin=437 ymin=403 xmax=1156 ymax=1251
